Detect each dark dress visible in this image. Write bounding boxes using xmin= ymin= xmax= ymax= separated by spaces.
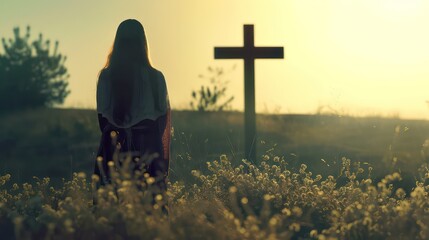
xmin=93 ymin=109 xmax=171 ymax=192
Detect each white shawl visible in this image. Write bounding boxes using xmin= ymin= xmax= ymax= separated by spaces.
xmin=96 ymin=66 xmax=169 ymax=128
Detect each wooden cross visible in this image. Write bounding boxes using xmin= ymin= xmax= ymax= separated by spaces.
xmin=214 ymin=24 xmax=284 ymax=161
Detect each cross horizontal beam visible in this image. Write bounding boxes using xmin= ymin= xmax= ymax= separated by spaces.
xmin=215 ymin=47 xmax=284 ymax=59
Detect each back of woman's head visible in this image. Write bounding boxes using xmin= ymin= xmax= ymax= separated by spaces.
xmin=109 ymin=19 xmax=151 ymax=67
xmin=103 ymin=19 xmax=152 ymax=125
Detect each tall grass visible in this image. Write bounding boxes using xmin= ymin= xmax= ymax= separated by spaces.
xmin=2 ymin=109 xmax=429 ymax=239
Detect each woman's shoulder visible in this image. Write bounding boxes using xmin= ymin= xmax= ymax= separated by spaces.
xmin=144 ymin=67 xmax=165 ymax=84
xmin=98 ymin=68 xmax=110 ymax=82
xmin=148 ymin=67 xmax=164 ymax=79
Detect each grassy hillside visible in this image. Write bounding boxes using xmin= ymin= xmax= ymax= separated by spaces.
xmin=3 ymin=108 xmax=429 ymax=239
xmin=1 ymin=108 xmax=429 ymax=189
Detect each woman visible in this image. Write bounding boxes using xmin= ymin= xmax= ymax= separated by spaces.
xmin=94 ymin=19 xmax=171 ymax=196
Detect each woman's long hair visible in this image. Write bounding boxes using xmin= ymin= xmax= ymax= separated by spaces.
xmin=101 ymin=19 xmax=152 ymax=125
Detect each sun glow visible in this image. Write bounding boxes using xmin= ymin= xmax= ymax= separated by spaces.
xmin=379 ymin=0 xmax=422 ymax=15
xmin=3 ymin=0 xmax=429 ymax=119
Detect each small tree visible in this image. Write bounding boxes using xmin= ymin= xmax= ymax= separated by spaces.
xmin=190 ymin=65 xmax=235 ymax=112
xmin=0 ymin=26 xmax=70 ymax=113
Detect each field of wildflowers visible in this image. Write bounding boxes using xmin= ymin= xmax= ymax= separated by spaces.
xmin=2 ymin=152 xmax=429 ymax=239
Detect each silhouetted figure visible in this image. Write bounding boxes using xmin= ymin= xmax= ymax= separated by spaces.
xmin=93 ymin=19 xmax=171 ymax=208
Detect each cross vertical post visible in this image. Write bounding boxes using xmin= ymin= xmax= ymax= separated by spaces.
xmin=243 ymin=25 xmax=256 ymax=163
xmin=214 ymin=24 xmax=284 ymax=161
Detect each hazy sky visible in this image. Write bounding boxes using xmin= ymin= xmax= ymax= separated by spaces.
xmin=2 ymin=0 xmax=429 ymax=119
